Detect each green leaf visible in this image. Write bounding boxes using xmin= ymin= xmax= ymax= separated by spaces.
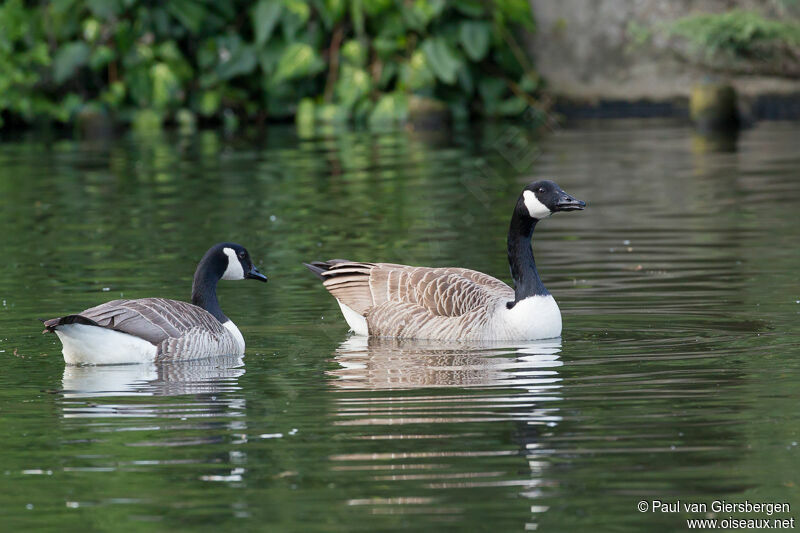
xmin=281 ymin=0 xmax=310 ymax=40
xmin=217 ymin=38 xmax=257 ymax=80
xmin=151 ymin=62 xmax=180 ymax=109
xmin=314 ymin=0 xmax=346 ymax=29
xmin=459 ymin=21 xmax=490 ymax=61
xmin=341 ymin=40 xmax=367 ymax=67
xmin=372 ymin=13 xmax=405 ymax=58
xmin=198 ymin=90 xmax=222 ymax=116
xmin=270 ymin=43 xmax=324 ymax=85
xmin=368 ymin=92 xmax=408 ymax=128
xmin=176 ymin=109 xmax=197 ymax=132
xmin=83 ymin=19 xmax=101 ymax=42
xmin=421 ymin=37 xmax=461 ymax=85
xmin=100 ymin=81 xmax=126 ymax=108
xmin=335 ymin=65 xmax=371 ymax=108
xmin=373 ymin=36 xmax=403 ymax=58
xmin=219 ymin=50 xmax=257 ymax=80
xmin=402 ymin=0 xmax=446 ymax=32
xmin=132 ymin=109 xmax=164 ymax=132
xmin=258 ymin=41 xmax=285 ymax=75
xmin=350 ymin=0 xmax=364 ymax=37
xmin=53 ymin=42 xmax=90 ymax=84
xmin=89 ymin=45 xmax=116 ymax=70
xmin=316 ymin=103 xmax=348 ymax=123
xmin=252 ymin=0 xmax=282 ymax=46
xmin=295 ymin=97 xmax=315 ymax=128
xmin=167 ymin=0 xmax=208 ymax=34
xmin=87 ymin=0 xmax=123 ymax=20
xmin=400 ymin=50 xmax=435 ymax=90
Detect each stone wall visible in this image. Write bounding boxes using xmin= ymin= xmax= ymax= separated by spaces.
xmin=527 ymin=0 xmax=800 ymax=107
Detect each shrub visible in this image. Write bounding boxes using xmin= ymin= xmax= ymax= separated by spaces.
xmin=0 ymin=0 xmax=541 ymax=130
xmin=668 ymin=10 xmax=800 ymax=76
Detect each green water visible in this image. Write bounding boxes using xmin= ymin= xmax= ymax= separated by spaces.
xmin=1 ymin=120 xmax=799 ymax=532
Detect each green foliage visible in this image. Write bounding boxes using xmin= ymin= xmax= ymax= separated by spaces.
xmin=460 ymin=21 xmax=491 ymax=61
xmin=421 ymin=37 xmax=462 ymax=85
xmin=0 ymin=0 xmax=540 ymax=130
xmin=253 ymin=1 xmax=282 ymax=47
xmin=668 ymin=10 xmax=800 ymax=69
xmin=626 ymin=21 xmax=653 ymax=48
xmin=369 ymin=92 xmax=408 ymax=128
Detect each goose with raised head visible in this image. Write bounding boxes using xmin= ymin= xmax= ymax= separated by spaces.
xmin=43 ymin=242 xmax=267 ymax=364
xmin=304 ymin=180 xmax=585 ymax=341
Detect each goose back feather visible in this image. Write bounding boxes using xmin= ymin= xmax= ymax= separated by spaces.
xmin=43 ymin=297 xmax=243 ymax=362
xmin=305 ymin=260 xmax=528 ymax=340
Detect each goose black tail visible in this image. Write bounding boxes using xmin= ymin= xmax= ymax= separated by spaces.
xmin=303 ymin=259 xmax=353 ymax=281
xmin=40 ymin=314 xmax=99 ymax=334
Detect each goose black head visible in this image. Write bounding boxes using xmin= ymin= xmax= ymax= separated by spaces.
xmin=520 ymin=180 xmax=586 ymax=220
xmin=205 ymin=242 xmax=268 ymax=283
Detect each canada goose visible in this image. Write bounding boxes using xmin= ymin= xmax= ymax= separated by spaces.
xmin=43 ymin=243 xmax=267 ymax=364
xmin=304 ymin=180 xmax=585 ymax=341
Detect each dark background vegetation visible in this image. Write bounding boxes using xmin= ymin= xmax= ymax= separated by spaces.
xmin=1 ymin=1 xmax=797 ymax=132
xmin=0 ymin=0 xmax=540 ymax=131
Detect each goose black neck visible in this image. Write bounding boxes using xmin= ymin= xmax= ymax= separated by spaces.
xmin=191 ymin=260 xmax=227 ymax=323
xmin=507 ymin=209 xmax=548 ymax=307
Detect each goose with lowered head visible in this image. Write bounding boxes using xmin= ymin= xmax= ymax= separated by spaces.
xmin=43 ymin=242 xmax=267 ymax=364
xmin=304 ymin=180 xmax=585 ymax=341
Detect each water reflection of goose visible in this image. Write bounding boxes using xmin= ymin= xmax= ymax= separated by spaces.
xmin=330 ymin=336 xmax=563 ymax=390
xmin=59 ymin=356 xmax=248 ymax=488
xmin=328 ymin=337 xmax=563 ymax=529
xmin=60 ymin=355 xmax=245 ymax=417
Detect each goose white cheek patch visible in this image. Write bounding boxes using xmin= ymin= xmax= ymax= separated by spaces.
xmin=523 ymin=190 xmax=551 ymax=219
xmin=222 ymin=247 xmax=245 ymax=280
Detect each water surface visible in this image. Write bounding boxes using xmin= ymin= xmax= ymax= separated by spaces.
xmin=1 ymin=120 xmax=799 ymax=532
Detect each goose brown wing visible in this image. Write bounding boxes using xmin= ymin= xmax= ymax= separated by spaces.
xmin=311 ymin=261 xmax=512 ymax=318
